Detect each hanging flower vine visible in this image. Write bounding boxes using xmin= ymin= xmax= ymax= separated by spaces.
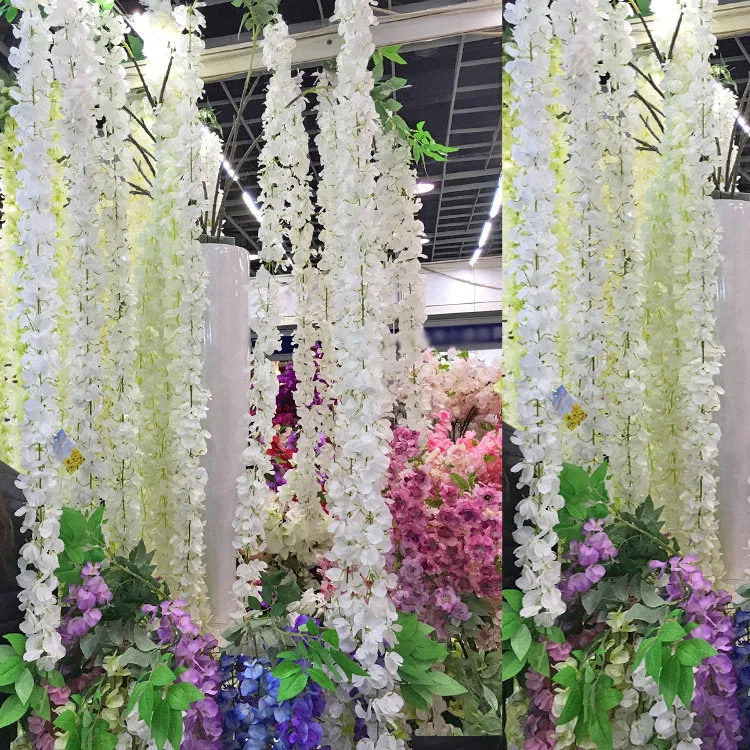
xmin=504 ymin=0 xmax=566 ymax=626
xmin=9 ymin=0 xmax=66 ymax=669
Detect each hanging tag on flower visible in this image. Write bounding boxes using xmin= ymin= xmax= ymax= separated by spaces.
xmin=552 ymin=386 xmax=587 ymax=430
xmin=53 ymin=429 xmax=85 ymax=473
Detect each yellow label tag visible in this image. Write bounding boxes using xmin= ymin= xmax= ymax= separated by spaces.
xmin=564 ymin=404 xmax=587 ymax=430
xmin=63 ymin=448 xmax=85 ymax=473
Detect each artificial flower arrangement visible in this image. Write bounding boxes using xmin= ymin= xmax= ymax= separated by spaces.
xmin=503 ymin=463 xmax=740 ymax=750
xmin=386 ymin=414 xmax=502 ymax=736
xmin=422 ymin=350 xmax=502 ymax=439
xmin=221 ymin=565 xmax=466 ymax=749
xmin=0 ymin=506 xmax=221 ymax=750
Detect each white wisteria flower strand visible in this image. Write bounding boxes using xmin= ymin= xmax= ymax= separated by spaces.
xmin=599 ymin=0 xmax=650 ymax=506
xmin=322 ymin=0 xmax=404 ymax=745
xmin=231 ymin=16 xmax=291 ymax=620
xmin=9 ymin=0 xmax=66 ymax=669
xmin=504 ymin=0 xmax=566 ymax=625
xmin=97 ymin=9 xmax=143 ymax=551
xmin=551 ymin=0 xmax=613 ymax=467
xmin=50 ymin=0 xmax=110 ymax=513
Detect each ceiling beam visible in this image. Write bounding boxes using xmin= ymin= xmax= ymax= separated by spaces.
xmin=127 ymin=0 xmax=501 ymax=87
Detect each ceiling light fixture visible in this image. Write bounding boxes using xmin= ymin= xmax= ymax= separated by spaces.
xmin=469 ymin=247 xmax=482 ymax=266
xmin=415 ymin=182 xmax=435 ymax=195
xmin=420 ymin=236 xmax=430 ymax=245
xmin=242 ymin=190 xmax=263 ymax=223
xmin=489 ymin=175 xmax=502 ymax=219
xmin=478 ymin=220 xmax=492 ymax=249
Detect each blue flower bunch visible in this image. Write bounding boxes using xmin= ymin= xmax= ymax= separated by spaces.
xmin=218 ymin=653 xmax=328 ymax=750
xmin=733 ymin=609 xmax=750 ymax=749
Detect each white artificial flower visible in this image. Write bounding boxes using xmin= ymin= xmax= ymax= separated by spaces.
xmin=504 ymin=0 xmax=566 ymax=625
xmin=10 ymin=0 xmax=67 ymax=670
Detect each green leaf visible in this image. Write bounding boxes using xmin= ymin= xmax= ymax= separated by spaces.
xmin=676 ymin=638 xmax=718 ymax=667
xmin=502 ymin=610 xmax=521 ymax=640
xmin=645 ymin=640 xmax=662 ymax=681
xmin=138 ymin=684 xmax=155 ymax=725
xmin=449 ymin=472 xmax=471 ymax=493
xmin=546 ymin=627 xmax=566 ymax=644
xmin=3 ymin=635 xmax=25 ymax=658
xmin=127 ymin=683 xmax=147 ymax=718
xmin=552 ymin=666 xmax=579 ymax=689
xmin=46 ymin=671 xmax=65 ymax=688
xmin=596 ymin=687 xmax=623 ymax=712
xmin=150 ymin=666 xmax=177 ymax=687
xmin=380 ymin=44 xmax=407 ymax=64
xmin=0 ymin=657 xmax=23 ymax=686
xmin=307 ymin=667 xmax=336 ymax=691
xmin=658 ymin=621 xmax=687 ymax=643
xmin=166 ymin=682 xmax=205 ymax=711
xmin=660 ymin=655 xmax=681 ymax=707
xmin=54 ymin=711 xmax=78 ymax=733
xmin=168 ymin=708 xmax=183 ymax=750
xmin=556 ymin=685 xmax=582 ymax=725
xmin=634 ymin=636 xmax=656 ymax=668
xmin=527 ymin=641 xmax=550 ymax=678
xmin=150 ymin=699 xmax=170 ymax=750
xmin=677 ymin=664 xmax=695 ymax=708
xmin=0 ymin=646 xmax=14 ymax=661
xmin=589 ymin=709 xmax=613 ymax=750
xmin=277 ymin=672 xmax=308 ymax=701
xmin=401 ymin=683 xmax=431 ymax=710
xmin=503 ymin=589 xmax=523 ymax=612
xmin=30 ymin=685 xmax=50 ymax=721
xmin=0 ymin=695 xmax=26 ymax=729
xmin=501 ymin=652 xmax=524 ymax=681
xmin=14 ymin=668 xmax=33 ymax=706
xmin=272 ymin=662 xmax=301 ymax=679
xmin=321 ymin=630 xmax=339 ymax=648
xmin=423 ymin=671 xmax=466 ymax=697
xmin=510 ymin=624 xmax=532 ymax=662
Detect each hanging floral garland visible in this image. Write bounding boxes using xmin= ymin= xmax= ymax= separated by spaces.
xmin=134 ymin=1 xmax=211 ymax=618
xmin=231 ymin=17 xmax=293 ymax=620
xmin=0 ymin=118 xmax=22 ymax=468
xmin=504 ymin=0 xmax=566 ymax=626
xmin=551 ymin=0 xmax=612 ymax=468
xmin=599 ymin=0 xmax=650 ymax=507
xmin=97 ymin=9 xmax=143 ymax=551
xmin=9 ymin=0 xmax=66 ymax=669
xmin=274 ymin=16 xmax=329 ymax=557
xmin=374 ymin=129 xmax=430 ymax=435
xmin=312 ymin=69 xmax=338 ymax=486
xmin=50 ymin=0 xmax=110 ymax=513
xmin=321 ymin=0 xmax=404 ymax=744
xmin=641 ymin=0 xmax=723 ymax=576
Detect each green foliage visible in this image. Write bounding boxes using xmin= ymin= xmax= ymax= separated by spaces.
xmin=501 ymin=588 xmax=558 ymax=681
xmin=270 ymin=618 xmax=367 ymax=700
xmin=231 ymin=0 xmax=280 ymax=36
xmin=555 ymin=461 xmax=609 ymax=544
xmin=632 ymin=611 xmax=716 ymax=709
xmin=0 ymin=0 xmax=16 ymax=23
xmin=393 ymin=613 xmax=466 ymax=711
xmin=0 ymin=634 xmax=52 ymax=730
xmin=370 ymin=44 xmax=458 ymax=164
xmin=57 ymin=506 xmax=106 ymax=588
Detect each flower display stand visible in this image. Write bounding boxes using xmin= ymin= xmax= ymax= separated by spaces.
xmin=716 ymin=195 xmax=750 ymax=593
xmin=201 ymin=239 xmax=250 ymax=632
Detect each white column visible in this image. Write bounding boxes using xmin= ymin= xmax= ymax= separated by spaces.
xmin=716 ymin=197 xmax=750 ymax=593
xmin=201 ymin=241 xmax=249 ymax=631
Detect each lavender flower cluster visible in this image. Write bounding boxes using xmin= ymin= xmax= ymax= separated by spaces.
xmin=218 ymin=654 xmax=327 ymax=750
xmin=143 ymin=600 xmax=223 ymax=749
xmin=559 ymin=519 xmax=618 ymax=599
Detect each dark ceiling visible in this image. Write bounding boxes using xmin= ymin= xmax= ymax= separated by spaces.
xmin=114 ymin=0 xmax=502 ymax=263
